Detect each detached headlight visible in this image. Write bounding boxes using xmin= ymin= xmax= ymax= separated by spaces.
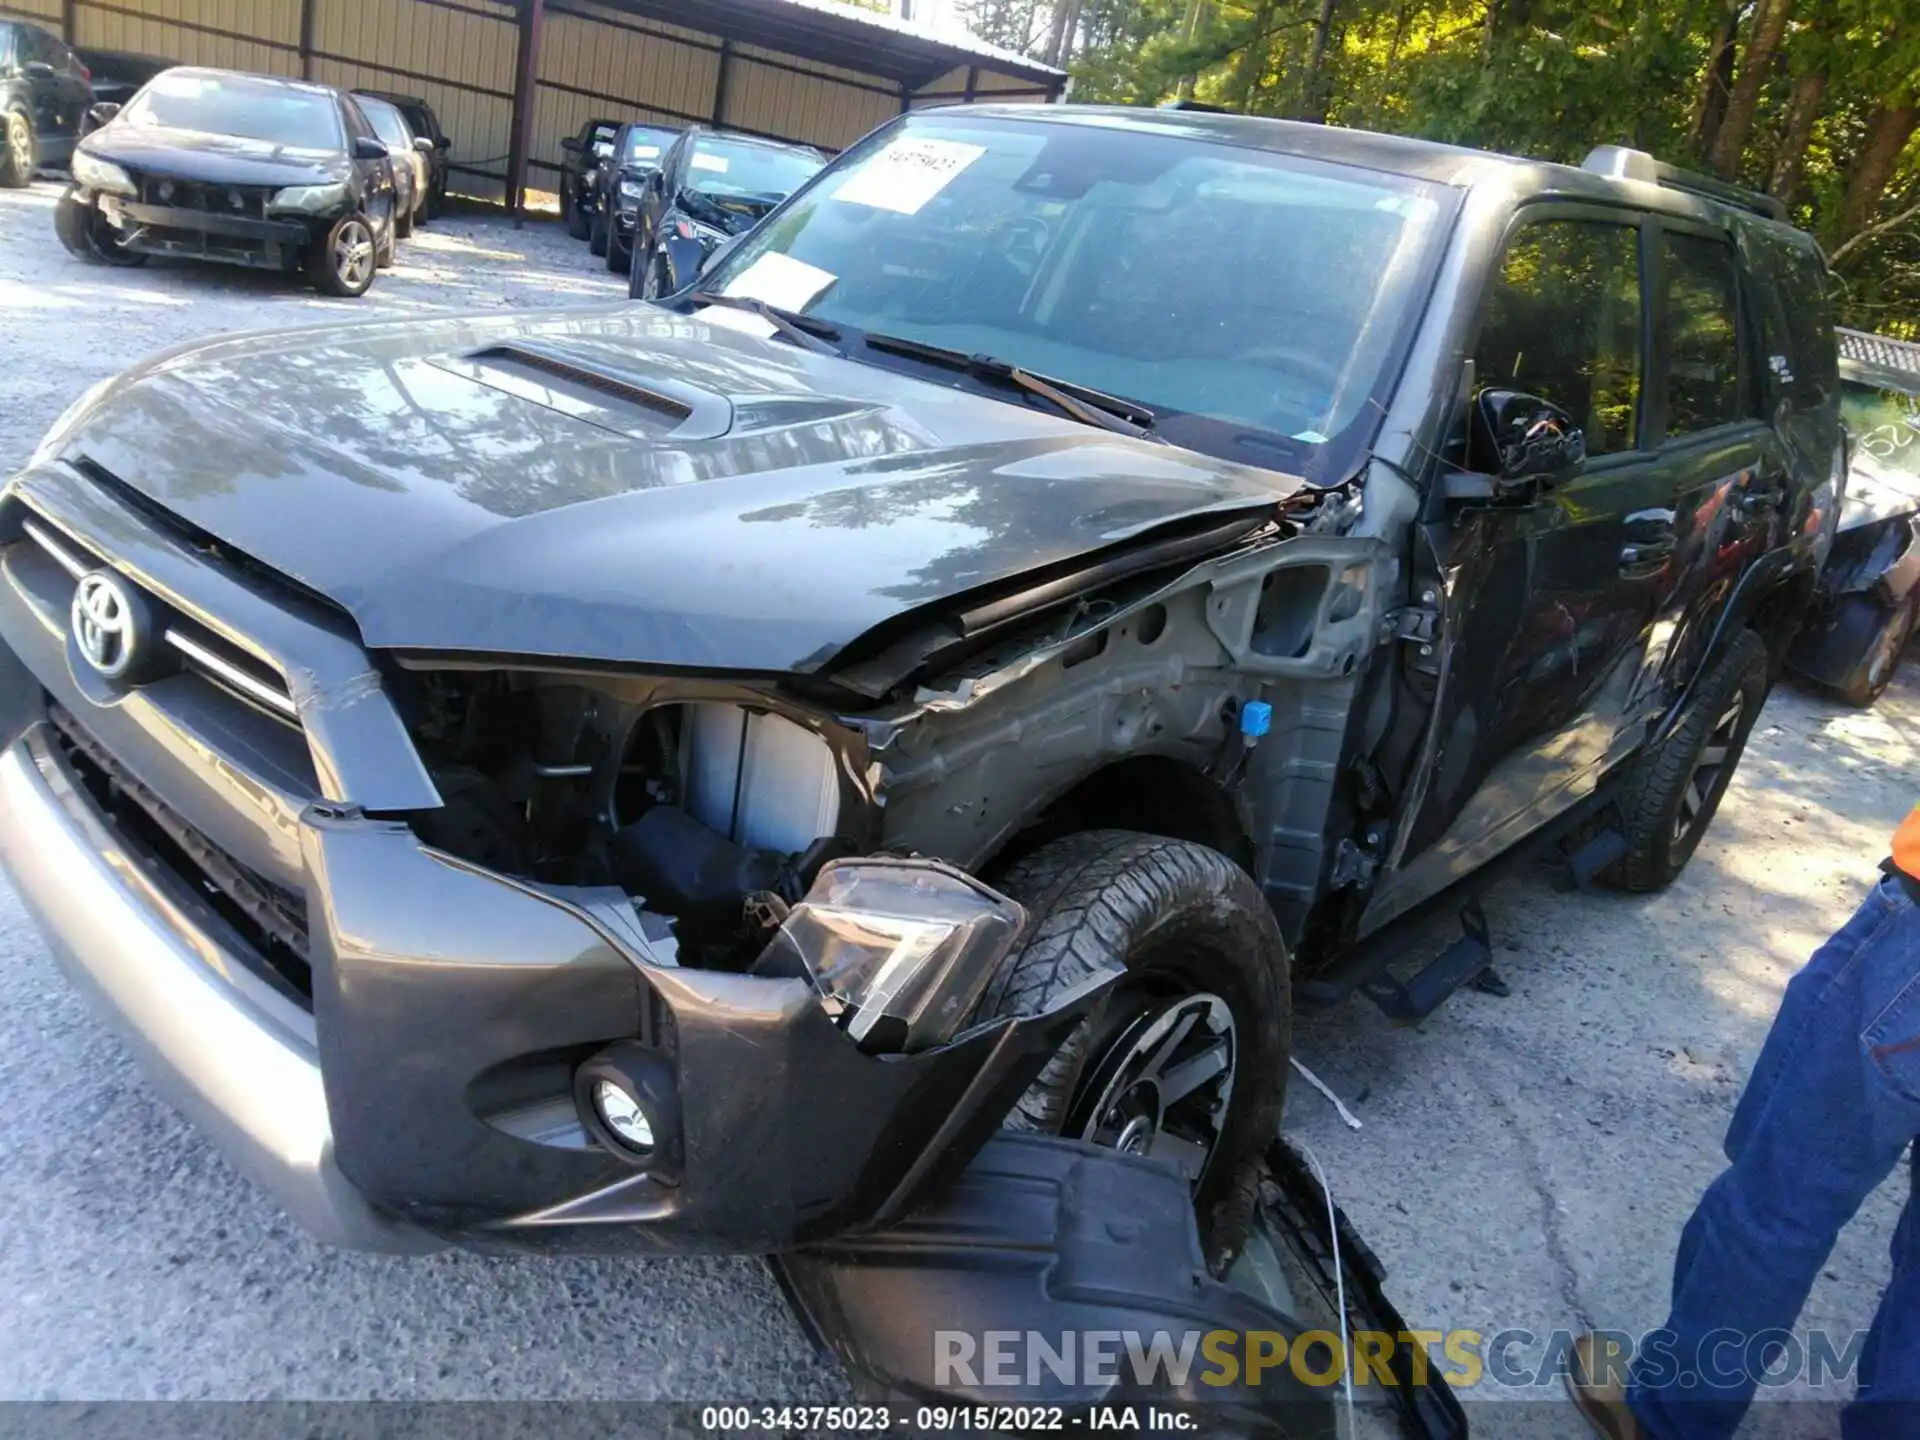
xmin=671 ymin=216 xmax=729 ymax=246
xmin=71 ymin=150 xmax=134 ymax=197
xmin=267 ymin=181 xmax=349 ymax=216
xmin=754 ymin=858 xmax=1025 ymax=1054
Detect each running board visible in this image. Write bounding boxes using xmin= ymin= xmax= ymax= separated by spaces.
xmin=1358 ymin=900 xmax=1495 ymax=1025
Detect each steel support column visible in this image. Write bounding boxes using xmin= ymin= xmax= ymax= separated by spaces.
xmin=963 ymin=65 xmax=978 ymax=103
xmin=506 ymin=0 xmax=548 ymax=224
xmin=711 ymin=38 xmax=732 ymax=125
xmin=61 ymin=0 xmax=76 ymax=42
xmin=297 ymin=0 xmax=316 ymax=80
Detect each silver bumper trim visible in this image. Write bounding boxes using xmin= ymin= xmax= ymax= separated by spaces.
xmin=0 ymin=727 xmax=436 ymax=1252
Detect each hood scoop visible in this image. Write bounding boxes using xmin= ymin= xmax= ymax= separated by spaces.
xmin=425 ymin=340 xmax=734 ymax=442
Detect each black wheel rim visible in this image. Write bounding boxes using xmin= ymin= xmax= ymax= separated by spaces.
xmin=1069 ymin=990 xmax=1237 ymax=1187
xmin=1675 ymin=690 xmax=1745 ymax=843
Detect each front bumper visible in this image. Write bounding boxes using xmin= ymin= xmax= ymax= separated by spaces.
xmin=94 ymin=192 xmax=316 ymax=269
xmin=1788 ymin=510 xmax=1920 ymax=683
xmin=0 ymin=722 xmax=429 ymax=1251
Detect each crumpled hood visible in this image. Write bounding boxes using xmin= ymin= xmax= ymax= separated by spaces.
xmin=44 ymin=304 xmax=1300 ymax=673
xmin=80 ymin=124 xmax=349 ymax=188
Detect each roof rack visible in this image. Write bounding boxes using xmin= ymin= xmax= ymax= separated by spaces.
xmin=1839 ymin=327 xmax=1920 ymax=380
xmin=1581 ymin=145 xmax=1787 ymax=222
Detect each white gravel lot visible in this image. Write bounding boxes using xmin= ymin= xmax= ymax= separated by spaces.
xmin=1 ymin=176 xmax=1915 ymax=1430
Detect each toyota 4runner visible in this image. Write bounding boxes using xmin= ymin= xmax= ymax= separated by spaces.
xmin=0 ymin=106 xmax=1839 ymax=1416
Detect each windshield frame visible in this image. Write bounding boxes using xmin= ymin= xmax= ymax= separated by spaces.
xmin=683 ymin=132 xmax=827 ymax=198
xmin=695 ymin=110 xmax=1460 ymax=486
xmin=621 ymin=124 xmax=680 ymax=169
xmin=121 ymin=71 xmax=347 ymax=152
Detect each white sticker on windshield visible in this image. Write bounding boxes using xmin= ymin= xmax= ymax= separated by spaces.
xmin=830 ymin=137 xmax=985 ymax=216
xmin=722 ymin=252 xmax=838 ymax=311
xmin=691 ymin=153 xmax=731 ymax=173
xmin=631 ymin=145 xmax=660 ymax=159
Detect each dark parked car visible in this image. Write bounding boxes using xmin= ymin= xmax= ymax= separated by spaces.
xmin=588 ymin=120 xmax=679 ymax=267
xmin=558 ymin=115 xmax=620 ymax=243
xmin=0 ymin=19 xmax=91 ymax=187
xmin=55 ymin=67 xmax=401 ymax=297
xmin=1787 ymin=327 xmax=1920 ymax=705
xmin=624 ymin=125 xmax=824 ymax=294
xmin=353 ymin=89 xmax=449 ymax=217
xmin=0 ymin=107 xmax=1839 ymax=1418
xmin=354 ymin=92 xmax=430 ymax=236
xmin=75 ymin=47 xmax=172 ymax=108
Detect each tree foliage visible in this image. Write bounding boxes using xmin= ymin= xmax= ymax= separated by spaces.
xmin=960 ymin=0 xmax=1920 ymax=333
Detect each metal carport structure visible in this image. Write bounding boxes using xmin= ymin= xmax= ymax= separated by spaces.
xmin=3 ymin=0 xmax=1064 ymax=211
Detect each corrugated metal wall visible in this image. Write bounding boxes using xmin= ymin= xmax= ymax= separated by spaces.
xmin=26 ymin=0 xmax=1053 ymax=204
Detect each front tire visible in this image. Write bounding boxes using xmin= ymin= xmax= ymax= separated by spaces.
xmin=1835 ymin=594 xmax=1916 ymax=707
xmin=1 ymin=109 xmax=34 ymax=188
xmin=395 ymin=202 xmax=414 ymax=240
xmin=605 ymin=227 xmax=630 ymax=274
xmin=310 ymin=213 xmax=378 ymax=297
xmin=588 ymin=204 xmax=608 ymax=258
xmin=977 ymin=830 xmax=1290 ymax=1266
xmin=634 ymin=251 xmax=668 ymax=301
xmin=1608 ymin=628 xmax=1769 ymax=891
xmin=563 ymin=185 xmax=589 ymax=240
xmin=54 ymin=188 xmax=146 ymax=265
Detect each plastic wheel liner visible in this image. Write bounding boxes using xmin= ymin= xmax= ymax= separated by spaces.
xmin=776 ymin=1134 xmax=1469 ymax=1439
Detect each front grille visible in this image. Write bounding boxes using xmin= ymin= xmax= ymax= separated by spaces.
xmin=49 ymin=702 xmax=313 ymax=1006
xmin=20 ymin=514 xmax=300 ymax=725
xmin=137 ymin=173 xmax=268 ymax=219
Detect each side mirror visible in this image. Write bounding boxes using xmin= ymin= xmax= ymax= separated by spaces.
xmin=560 ymin=136 xmax=582 ymax=153
xmin=22 ymin=61 xmax=56 ymax=80
xmin=434 ymin=135 xmax=451 ymax=151
xmin=1468 ymin=388 xmax=1585 ymax=493
xmin=352 ymin=135 xmax=389 ymax=162
xmin=413 ymin=135 xmax=434 ymax=153
xmin=86 ymin=101 xmax=120 ymax=128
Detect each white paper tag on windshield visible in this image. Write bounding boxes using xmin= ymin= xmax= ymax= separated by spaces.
xmin=691 ymin=153 xmax=730 ymax=173
xmin=830 ymin=137 xmax=985 ymax=215
xmin=632 ymin=145 xmax=660 ymax=159
xmin=722 ymin=252 xmax=837 ymax=311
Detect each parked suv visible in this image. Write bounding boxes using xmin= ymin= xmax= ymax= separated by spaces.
xmin=0 ymin=106 xmax=1837 ymax=1412
xmin=559 ymin=115 xmax=620 ymax=244
xmin=1 ymin=18 xmax=92 ymax=186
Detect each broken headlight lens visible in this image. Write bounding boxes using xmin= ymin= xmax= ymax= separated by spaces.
xmin=71 ymin=150 xmax=135 ymax=196
xmin=758 ymin=858 xmax=1026 ymax=1055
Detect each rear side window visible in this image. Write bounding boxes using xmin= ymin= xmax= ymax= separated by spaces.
xmin=1661 ymin=231 xmax=1746 ymax=435
xmin=1473 ymin=218 xmax=1644 ymax=456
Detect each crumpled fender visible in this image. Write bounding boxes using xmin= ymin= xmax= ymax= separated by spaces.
xmin=776 ymin=1133 xmax=1469 ymax=1439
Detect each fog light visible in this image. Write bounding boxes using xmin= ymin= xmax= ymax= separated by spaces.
xmin=591 ymin=1078 xmax=655 ymax=1151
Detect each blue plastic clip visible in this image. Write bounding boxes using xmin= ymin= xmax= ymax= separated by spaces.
xmin=1239 ymin=699 xmax=1273 ymax=739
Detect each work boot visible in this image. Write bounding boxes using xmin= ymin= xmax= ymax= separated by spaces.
xmin=1565 ymin=1332 xmax=1647 ymax=1440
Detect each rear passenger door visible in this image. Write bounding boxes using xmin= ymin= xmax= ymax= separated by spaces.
xmin=1628 ymin=219 xmax=1780 ymax=711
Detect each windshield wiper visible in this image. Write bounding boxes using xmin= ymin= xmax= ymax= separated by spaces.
xmin=862 ymin=332 xmax=1156 ymax=439
xmin=687 ymin=291 xmax=843 ymax=357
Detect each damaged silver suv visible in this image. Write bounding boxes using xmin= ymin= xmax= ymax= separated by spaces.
xmin=0 ymin=105 xmax=1838 ymax=1415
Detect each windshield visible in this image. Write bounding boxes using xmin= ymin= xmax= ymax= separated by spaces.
xmin=686 ymin=135 xmax=825 ymax=199
xmin=623 ymin=125 xmax=679 ymax=167
xmin=701 ymin=113 xmax=1451 ymax=478
xmin=360 ymin=99 xmax=413 ymax=152
xmin=122 ymin=71 xmax=343 ymax=151
xmin=1843 ymin=377 xmax=1920 ymax=481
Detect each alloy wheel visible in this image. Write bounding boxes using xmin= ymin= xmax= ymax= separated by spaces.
xmin=1864 ymin=602 xmax=1916 ymax=697
xmin=1070 ymin=990 xmax=1237 ymax=1186
xmin=1674 ymin=691 xmax=1745 ymax=843
xmin=7 ymin=115 xmax=29 ymax=177
xmin=333 ymin=219 xmax=375 ymax=290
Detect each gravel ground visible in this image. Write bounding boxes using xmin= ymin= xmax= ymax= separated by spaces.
xmin=1 ymin=177 xmax=1915 ymax=1428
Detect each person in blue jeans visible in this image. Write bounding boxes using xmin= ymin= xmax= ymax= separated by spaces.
xmin=1567 ymin=812 xmax=1920 ymax=1440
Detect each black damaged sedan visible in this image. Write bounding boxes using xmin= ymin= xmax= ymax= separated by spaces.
xmin=55 ymin=67 xmax=400 ymax=297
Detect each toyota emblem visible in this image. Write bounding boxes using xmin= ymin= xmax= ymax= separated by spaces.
xmin=71 ymin=571 xmax=146 ymax=681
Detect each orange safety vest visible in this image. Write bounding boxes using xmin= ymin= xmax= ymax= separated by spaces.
xmin=1896 ymin=805 xmax=1920 ymax=881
